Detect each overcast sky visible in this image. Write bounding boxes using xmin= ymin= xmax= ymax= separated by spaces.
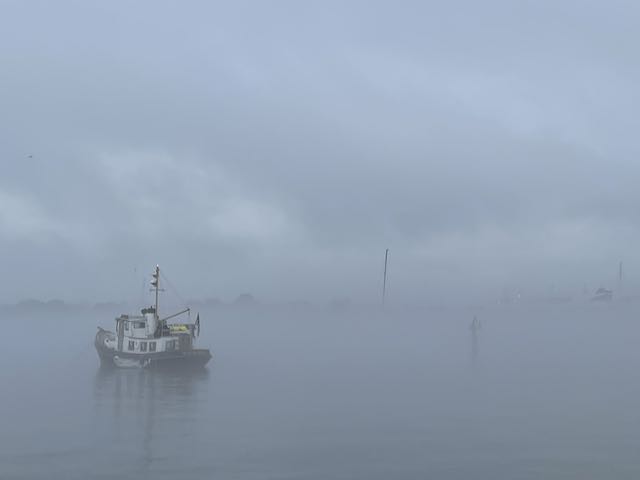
xmin=1 ymin=1 xmax=639 ymax=305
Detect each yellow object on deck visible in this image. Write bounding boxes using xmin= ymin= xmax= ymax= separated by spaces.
xmin=169 ymin=324 xmax=190 ymax=333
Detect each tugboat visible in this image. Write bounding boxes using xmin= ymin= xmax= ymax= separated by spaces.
xmin=95 ymin=266 xmax=212 ymax=369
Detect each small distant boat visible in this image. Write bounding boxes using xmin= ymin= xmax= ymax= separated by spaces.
xmin=591 ymin=287 xmax=613 ymax=302
xmin=95 ymin=266 xmax=212 ymax=369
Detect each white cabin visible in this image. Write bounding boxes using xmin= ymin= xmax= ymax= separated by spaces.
xmin=112 ymin=308 xmax=195 ymax=355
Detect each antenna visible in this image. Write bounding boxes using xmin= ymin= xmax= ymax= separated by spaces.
xmin=382 ymin=248 xmax=389 ymax=308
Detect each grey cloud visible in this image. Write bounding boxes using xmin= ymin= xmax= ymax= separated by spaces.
xmin=1 ymin=1 xmax=639 ymax=304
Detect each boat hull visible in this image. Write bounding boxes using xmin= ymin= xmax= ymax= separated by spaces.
xmin=97 ymin=348 xmax=212 ymax=369
xmin=95 ymin=330 xmax=212 ymax=370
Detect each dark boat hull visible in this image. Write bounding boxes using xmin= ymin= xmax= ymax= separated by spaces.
xmin=95 ymin=331 xmax=212 ymax=369
xmin=97 ymin=348 xmax=212 ymax=369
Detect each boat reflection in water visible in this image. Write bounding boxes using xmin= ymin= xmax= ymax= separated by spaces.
xmin=92 ymin=366 xmax=211 ymax=475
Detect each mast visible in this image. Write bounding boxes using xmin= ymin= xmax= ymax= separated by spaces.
xmin=382 ymin=248 xmax=389 ymax=308
xmin=618 ymin=260 xmax=623 ymax=297
xmin=619 ymin=261 xmax=623 ymax=283
xmin=151 ymin=265 xmax=160 ymax=319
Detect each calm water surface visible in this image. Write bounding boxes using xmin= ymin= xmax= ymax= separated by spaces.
xmin=2 ymin=305 xmax=640 ymax=479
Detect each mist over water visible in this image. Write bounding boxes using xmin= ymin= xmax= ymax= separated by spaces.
xmin=3 ymin=303 xmax=640 ymax=479
xmin=4 ymin=1 xmax=640 ymax=477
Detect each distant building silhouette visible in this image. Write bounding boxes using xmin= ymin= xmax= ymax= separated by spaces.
xmin=233 ymin=293 xmax=257 ymax=307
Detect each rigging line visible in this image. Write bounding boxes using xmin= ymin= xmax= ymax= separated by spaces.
xmin=139 ymin=275 xmax=148 ymax=307
xmin=160 ymin=270 xmax=189 ymax=309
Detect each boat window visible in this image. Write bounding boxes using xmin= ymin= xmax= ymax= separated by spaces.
xmin=149 ymin=342 xmax=156 ymax=352
xmin=140 ymin=342 xmax=147 ymax=352
xmin=128 ymin=341 xmax=135 ymax=351
xmin=166 ymin=340 xmax=175 ymax=351
xmin=124 ymin=322 xmax=129 ymax=331
xmin=134 ymin=322 xmax=145 ymax=329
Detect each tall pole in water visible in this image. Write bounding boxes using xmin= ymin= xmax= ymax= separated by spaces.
xmin=619 ymin=261 xmax=623 ymax=283
xmin=382 ymin=248 xmax=389 ymax=308
xmin=619 ymin=261 xmax=623 ymax=296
